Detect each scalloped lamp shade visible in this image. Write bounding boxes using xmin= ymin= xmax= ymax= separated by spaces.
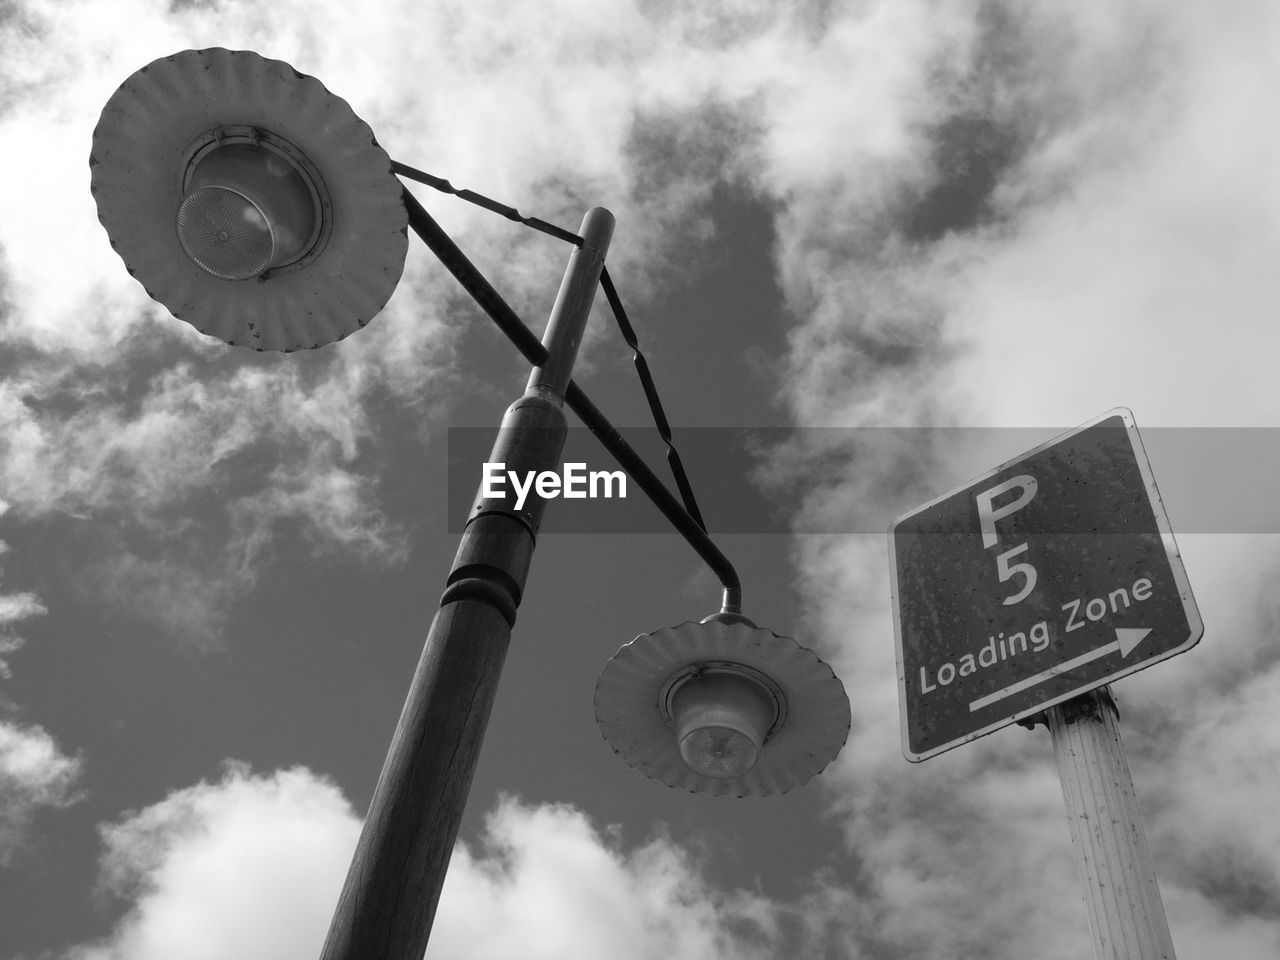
xmin=90 ymin=48 xmax=408 ymax=352
xmin=595 ymin=615 xmax=851 ymax=797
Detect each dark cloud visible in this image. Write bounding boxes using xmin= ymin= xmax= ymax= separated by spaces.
xmin=1189 ymin=854 xmax=1280 ymax=921
xmin=623 ymin=98 xmax=766 ymax=281
xmin=901 ymin=112 xmax=1019 ymax=241
xmin=899 ymin=4 xmax=1035 ymax=242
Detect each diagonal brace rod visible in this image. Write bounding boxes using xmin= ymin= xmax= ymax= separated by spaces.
xmin=400 ymin=185 xmax=742 ymax=614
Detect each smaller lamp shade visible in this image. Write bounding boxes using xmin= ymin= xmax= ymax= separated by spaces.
xmin=90 ymin=48 xmax=407 ymax=351
xmin=595 ymin=615 xmax=850 ymax=797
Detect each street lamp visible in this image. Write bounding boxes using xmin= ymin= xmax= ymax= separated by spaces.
xmin=596 ymin=613 xmax=850 ymax=797
xmin=91 ymin=47 xmax=850 ymax=959
xmin=90 ymin=47 xmax=406 ymax=351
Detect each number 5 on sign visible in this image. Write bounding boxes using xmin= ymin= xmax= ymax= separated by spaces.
xmin=976 ymin=474 xmax=1039 ymax=606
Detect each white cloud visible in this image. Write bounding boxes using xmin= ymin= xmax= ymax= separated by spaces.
xmin=0 ymin=500 xmax=48 ymax=676
xmin=433 ymin=797 xmax=785 ymax=960
xmin=81 ymin=550 xmax=244 ymax=651
xmin=0 ymin=720 xmax=82 ymax=865
xmin=65 ymin=764 xmax=359 ymax=960
xmin=1153 ymin=665 xmax=1280 ymax=915
xmin=0 ymin=590 xmax=45 ymax=622
xmin=65 ymin=771 xmax=851 ymax=960
xmin=0 ymin=578 xmax=45 ymax=680
xmin=0 ymin=358 xmax=411 ymax=645
xmin=0 ymin=504 xmax=75 ymax=867
xmin=929 ymin=2 xmax=1280 ymax=429
xmin=1163 ymin=884 xmax=1280 ymax=959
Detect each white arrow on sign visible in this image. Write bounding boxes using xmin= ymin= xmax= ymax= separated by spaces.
xmin=969 ymin=628 xmax=1153 ymax=713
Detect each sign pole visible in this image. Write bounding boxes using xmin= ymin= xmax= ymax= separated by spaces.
xmin=1047 ymin=686 xmax=1177 ymax=960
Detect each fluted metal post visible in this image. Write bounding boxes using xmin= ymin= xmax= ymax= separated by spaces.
xmin=1048 ymin=688 xmax=1176 ymax=960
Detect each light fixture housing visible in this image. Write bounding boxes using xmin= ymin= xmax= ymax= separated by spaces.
xmin=595 ymin=614 xmax=850 ymax=797
xmin=175 ymin=137 xmax=326 ymax=281
xmin=90 ymin=48 xmax=408 ymax=351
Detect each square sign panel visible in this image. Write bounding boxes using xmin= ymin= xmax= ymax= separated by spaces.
xmin=889 ymin=408 xmax=1202 ymax=761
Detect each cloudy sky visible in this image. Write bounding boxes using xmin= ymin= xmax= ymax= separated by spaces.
xmin=3 ymin=0 xmax=1279 ymax=957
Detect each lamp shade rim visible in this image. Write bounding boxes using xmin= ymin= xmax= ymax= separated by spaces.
xmin=90 ymin=47 xmax=408 ymax=352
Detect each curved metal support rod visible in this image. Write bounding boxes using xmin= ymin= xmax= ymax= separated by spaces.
xmin=393 ymin=161 xmax=584 ymax=247
xmin=400 ymin=185 xmax=743 ymax=614
xmin=563 ymin=382 xmax=741 ymax=615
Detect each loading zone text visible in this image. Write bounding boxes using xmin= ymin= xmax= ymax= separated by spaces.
xmin=917 ymin=472 xmax=1155 ymax=695
xmin=482 ymin=462 xmax=627 ymax=510
xmin=917 ymin=574 xmax=1153 ymax=694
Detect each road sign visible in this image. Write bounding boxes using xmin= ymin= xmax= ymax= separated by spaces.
xmin=889 ymin=408 xmax=1202 ymax=761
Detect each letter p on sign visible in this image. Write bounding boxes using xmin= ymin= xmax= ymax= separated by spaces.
xmin=975 ymin=474 xmax=1037 ymax=549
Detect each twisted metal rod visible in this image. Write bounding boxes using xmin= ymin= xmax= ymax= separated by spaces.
xmin=392 ymin=160 xmax=711 ymax=533
xmin=398 ymin=183 xmax=742 ymax=614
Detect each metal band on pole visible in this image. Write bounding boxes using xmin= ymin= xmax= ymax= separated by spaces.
xmin=1048 ymin=687 xmax=1177 ymax=960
